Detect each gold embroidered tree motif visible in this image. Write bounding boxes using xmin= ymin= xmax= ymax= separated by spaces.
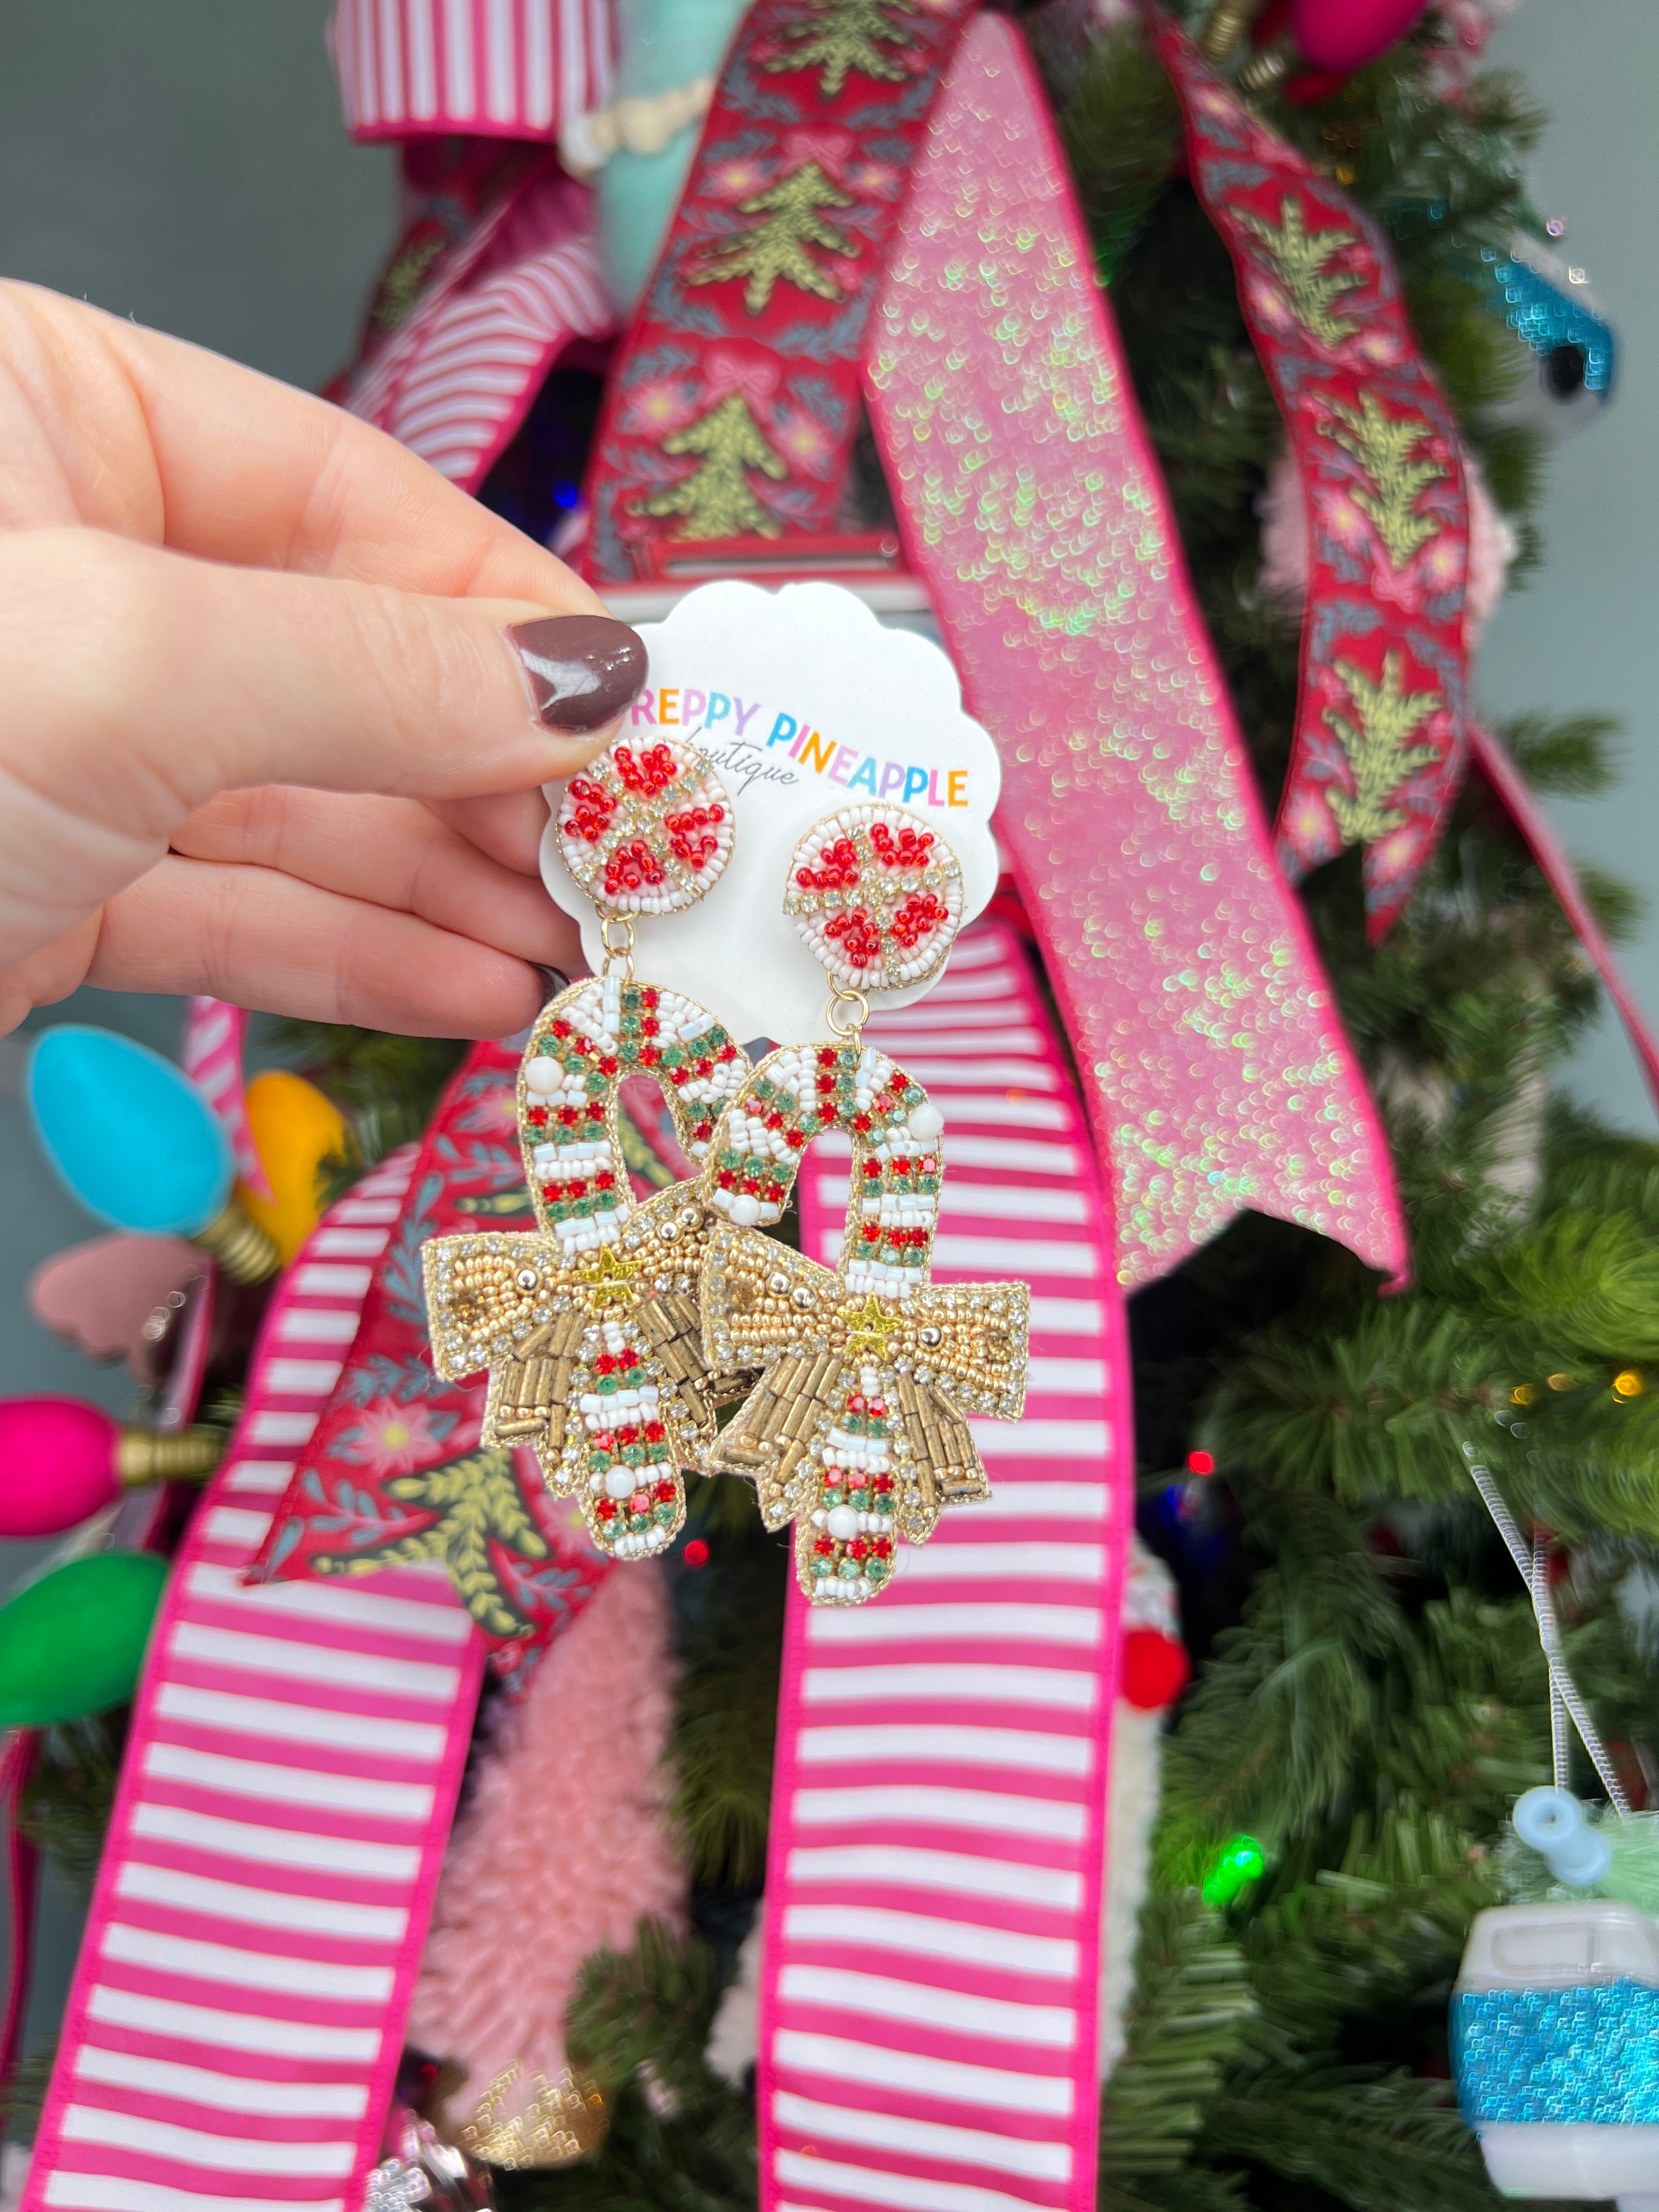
xmin=1323 ymin=392 xmax=1448 ymax=568
xmin=309 ymin=1448 xmax=548 ymax=1640
xmin=689 ymin=162 xmax=858 ymax=315
xmin=763 ymin=0 xmax=918 ymax=98
xmin=1238 ymin=195 xmax=1364 ymax=346
xmin=633 ymin=393 xmax=788 ymax=540
xmin=370 ymin=232 xmax=447 ymax=332
xmin=1324 ymin=649 xmax=1443 ymax=846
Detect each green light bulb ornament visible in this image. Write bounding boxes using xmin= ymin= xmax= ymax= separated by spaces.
xmin=1202 ymin=1832 xmax=1267 ymax=1908
xmin=0 ymin=1550 xmax=169 ymax=1727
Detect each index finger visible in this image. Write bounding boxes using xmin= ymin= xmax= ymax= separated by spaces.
xmin=0 ymin=280 xmax=605 ymax=608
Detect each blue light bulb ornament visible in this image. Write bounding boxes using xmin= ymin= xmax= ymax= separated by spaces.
xmin=26 ymin=1027 xmax=280 ymax=1284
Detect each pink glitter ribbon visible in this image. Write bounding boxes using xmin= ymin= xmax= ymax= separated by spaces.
xmin=763 ymin=921 xmax=1130 ymax=2212
xmin=1470 ymin=722 xmax=1659 ymax=1113
xmin=866 ymin=15 xmax=1406 ymax=1287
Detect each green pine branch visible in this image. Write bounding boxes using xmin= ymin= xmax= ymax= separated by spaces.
xmin=501 ymin=1922 xmax=756 ymax=2212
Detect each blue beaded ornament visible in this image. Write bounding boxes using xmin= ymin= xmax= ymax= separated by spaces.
xmin=1463 ymin=233 xmax=1617 ymax=439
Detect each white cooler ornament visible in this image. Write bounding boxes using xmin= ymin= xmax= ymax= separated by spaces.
xmin=1453 ymin=1900 xmax=1659 ymax=2208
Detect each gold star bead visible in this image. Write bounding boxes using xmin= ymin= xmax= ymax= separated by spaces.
xmin=578 ymin=1245 xmax=641 ymax=1307
xmin=843 ymin=1293 xmax=904 ymax=1356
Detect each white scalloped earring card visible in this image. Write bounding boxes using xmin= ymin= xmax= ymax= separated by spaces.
xmin=539 ymin=580 xmax=1002 ymax=1045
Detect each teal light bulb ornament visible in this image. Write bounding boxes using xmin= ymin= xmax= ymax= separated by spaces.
xmin=599 ymin=0 xmax=751 ymax=314
xmin=26 ymin=1026 xmax=279 ymax=1283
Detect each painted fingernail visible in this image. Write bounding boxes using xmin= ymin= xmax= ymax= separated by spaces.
xmin=507 ymin=614 xmax=647 ymax=733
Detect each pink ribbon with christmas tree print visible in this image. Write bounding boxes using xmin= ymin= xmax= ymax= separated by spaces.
xmin=1147 ymin=8 xmax=1474 ymax=943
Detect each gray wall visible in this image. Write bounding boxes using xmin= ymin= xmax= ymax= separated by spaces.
xmin=1479 ymin=0 xmax=1659 ymax=1134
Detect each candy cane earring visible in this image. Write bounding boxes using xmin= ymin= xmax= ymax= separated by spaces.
xmin=696 ymin=803 xmax=1029 ymax=1604
xmin=423 ymin=732 xmax=751 ymax=1561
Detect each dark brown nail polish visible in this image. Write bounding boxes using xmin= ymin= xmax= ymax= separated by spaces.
xmin=508 ymin=614 xmax=647 ymax=733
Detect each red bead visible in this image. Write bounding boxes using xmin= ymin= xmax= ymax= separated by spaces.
xmin=654 ymin=1479 xmax=677 ymax=1503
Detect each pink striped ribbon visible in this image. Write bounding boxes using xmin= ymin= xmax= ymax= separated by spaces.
xmin=22 ymin=1150 xmax=486 ymax=2212
xmin=763 ymin=921 xmax=1130 ymax=2212
xmin=180 ymin=1000 xmax=270 ymax=1202
xmin=329 ymin=0 xmax=617 ymax=141
xmin=342 ymin=163 xmax=611 ymax=492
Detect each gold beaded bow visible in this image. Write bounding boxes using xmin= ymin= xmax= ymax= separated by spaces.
xmin=423 ymin=974 xmax=751 ymax=1560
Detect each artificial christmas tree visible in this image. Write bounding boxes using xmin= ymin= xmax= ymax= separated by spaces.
xmin=9 ymin=5 xmax=1659 ymax=2212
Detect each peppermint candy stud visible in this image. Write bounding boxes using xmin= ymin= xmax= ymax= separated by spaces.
xmin=785 ymin=804 xmax=964 ymax=994
xmin=557 ymin=734 xmax=733 ymax=917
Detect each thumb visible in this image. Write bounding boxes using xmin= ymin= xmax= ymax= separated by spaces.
xmin=0 ymin=528 xmax=646 ymax=967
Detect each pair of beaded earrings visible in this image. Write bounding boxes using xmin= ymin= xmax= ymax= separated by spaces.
xmin=422 ymin=731 xmax=1029 ymax=1606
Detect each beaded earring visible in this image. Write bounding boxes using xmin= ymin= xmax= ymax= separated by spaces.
xmin=422 ymin=733 xmax=752 ymax=1562
xmin=695 ymin=804 xmax=1030 ymax=1604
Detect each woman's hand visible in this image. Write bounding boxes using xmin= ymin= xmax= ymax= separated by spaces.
xmin=0 ymin=281 xmax=644 ymax=1039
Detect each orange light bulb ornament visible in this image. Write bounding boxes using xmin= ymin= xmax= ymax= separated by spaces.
xmin=236 ymin=1072 xmax=354 ymax=1263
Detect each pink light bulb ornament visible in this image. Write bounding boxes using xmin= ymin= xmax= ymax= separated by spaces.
xmin=0 ymin=1397 xmax=223 ymax=1538
xmin=1288 ymin=0 xmax=1429 ymax=72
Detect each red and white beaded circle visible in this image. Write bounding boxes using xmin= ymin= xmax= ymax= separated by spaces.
xmin=784 ymin=804 xmax=963 ymax=992
xmin=557 ymin=735 xmax=734 ymax=916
